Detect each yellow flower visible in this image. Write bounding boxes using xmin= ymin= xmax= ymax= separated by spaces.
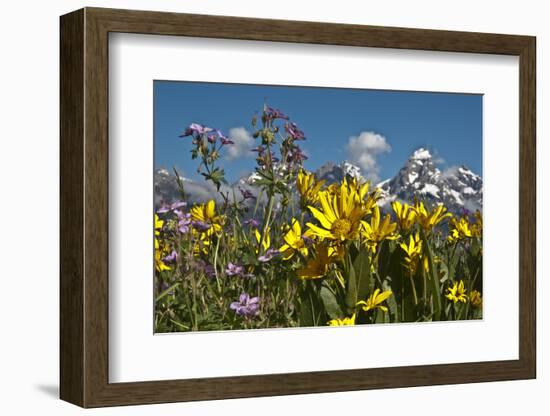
xmin=306 ymin=181 xmax=368 ymax=242
xmin=470 ymin=290 xmax=483 ymax=308
xmin=297 ymin=243 xmax=339 ymax=279
xmin=254 ymin=227 xmax=271 ymax=253
xmin=471 ymin=210 xmax=483 ymax=238
xmin=154 ymin=215 xmax=172 ymax=271
xmin=154 ymin=214 xmax=164 ymax=236
xmin=189 ymin=200 xmax=224 ymax=255
xmin=414 ymin=201 xmax=451 ymax=232
xmin=296 ymin=169 xmax=325 ymax=207
xmin=347 ymin=177 xmax=380 ymax=212
xmin=190 ymin=199 xmax=224 ymax=236
xmin=326 ymin=183 xmax=340 ymax=196
xmin=392 ymin=201 xmax=417 ymax=231
xmin=356 ymin=289 xmax=393 ymax=313
xmin=445 ymin=280 xmax=468 ymax=303
xmin=279 ymin=219 xmax=310 ymax=260
xmin=361 ymin=205 xmax=398 ymax=252
xmin=447 ymin=215 xmax=473 ymax=243
xmin=328 ymin=314 xmax=356 ymax=326
xmin=154 ymin=237 xmax=172 ymax=272
xmin=399 ymin=232 xmax=428 ymax=274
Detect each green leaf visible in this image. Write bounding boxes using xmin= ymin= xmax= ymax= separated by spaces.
xmin=344 ymin=267 xmax=356 ymax=315
xmin=421 ymin=230 xmax=442 ymax=321
xmin=382 ymin=279 xmax=399 ymax=323
xmin=320 ymin=284 xmax=343 ymax=319
xmin=155 ymin=282 xmax=180 ymax=303
xmin=374 ymin=308 xmax=387 ymax=324
xmin=471 ymin=237 xmax=481 ymax=257
xmin=251 ymin=178 xmax=272 ymax=187
xmin=299 ymin=283 xmax=325 ymax=327
xmin=447 ymin=246 xmax=460 ymax=283
xmin=439 ymin=260 xmax=450 ymax=284
xmin=345 ymin=246 xmax=373 ymax=316
xmin=353 ymin=247 xmax=373 ymax=300
xmin=173 ymin=167 xmax=186 ymax=200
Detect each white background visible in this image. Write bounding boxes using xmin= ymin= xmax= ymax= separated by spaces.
xmin=0 ymin=0 xmax=546 ymax=414
xmin=110 ymin=34 xmax=519 ymax=382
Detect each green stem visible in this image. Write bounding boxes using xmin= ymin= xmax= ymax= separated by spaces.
xmin=259 ymin=191 xmax=275 ymax=252
xmin=213 ymin=236 xmax=222 ymax=293
xmin=409 ymin=272 xmax=418 ymax=306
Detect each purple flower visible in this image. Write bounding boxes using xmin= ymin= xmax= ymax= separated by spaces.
xmin=250 ymin=146 xmax=265 ymax=155
xmin=157 ymin=200 xmax=187 ymax=213
xmin=258 ymin=248 xmax=280 ymax=263
xmin=192 ymin=220 xmax=211 ymax=232
xmin=179 ymin=123 xmax=213 ymax=137
xmin=176 ymin=212 xmax=192 ymax=234
xmin=239 ymin=187 xmax=254 ymax=200
xmin=207 ymin=133 xmax=217 ymax=143
xmin=215 ymin=130 xmax=235 ymax=145
xmin=302 ymin=235 xmax=314 ymax=248
xmin=203 ymin=263 xmax=216 ymax=278
xmin=162 ymin=250 xmax=178 ymax=264
xmin=194 ymin=259 xmax=216 ymax=278
xmin=225 ymin=262 xmax=244 ymax=277
xmin=285 ymin=122 xmax=305 ymax=140
xmin=174 ymin=209 xmax=186 ymax=219
xmin=460 ymin=207 xmax=472 ymax=217
xmin=171 ymin=201 xmax=187 ymax=210
xmin=290 ymin=147 xmax=308 ymax=163
xmin=244 ymin=218 xmax=260 ymax=228
xmin=230 ymin=293 xmax=260 ymax=318
xmin=265 ymin=106 xmax=289 ymax=120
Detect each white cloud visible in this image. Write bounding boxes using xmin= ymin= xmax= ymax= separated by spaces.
xmin=225 ymin=127 xmax=254 ymax=160
xmin=346 ymin=131 xmax=391 ymax=182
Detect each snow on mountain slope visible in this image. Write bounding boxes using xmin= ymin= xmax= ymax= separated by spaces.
xmin=375 ymin=148 xmax=482 ymax=214
xmin=155 ymin=147 xmax=483 ymax=215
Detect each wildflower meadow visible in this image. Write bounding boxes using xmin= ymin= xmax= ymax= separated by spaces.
xmin=154 ymin=105 xmax=483 ymax=332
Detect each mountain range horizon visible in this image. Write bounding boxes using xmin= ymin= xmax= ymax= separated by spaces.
xmin=155 ymin=147 xmax=482 ymax=215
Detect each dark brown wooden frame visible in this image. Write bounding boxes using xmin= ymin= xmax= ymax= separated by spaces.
xmin=60 ymin=7 xmax=536 ymax=408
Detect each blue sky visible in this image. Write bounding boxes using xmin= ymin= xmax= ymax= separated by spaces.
xmin=154 ymin=81 xmax=482 ymax=183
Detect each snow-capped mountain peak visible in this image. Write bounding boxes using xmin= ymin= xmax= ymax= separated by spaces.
xmin=376 ymin=148 xmax=482 ymax=214
xmin=154 ymin=147 xmax=482 ymax=215
xmin=315 ymin=160 xmax=362 ymax=184
xmin=410 ymin=147 xmax=432 ymax=161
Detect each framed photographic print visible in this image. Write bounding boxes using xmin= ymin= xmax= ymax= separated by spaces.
xmin=60 ymin=7 xmax=536 ymax=408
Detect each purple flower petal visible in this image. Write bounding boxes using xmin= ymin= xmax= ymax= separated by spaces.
xmin=250 ymin=146 xmax=265 ymax=154
xmin=225 ymin=262 xmax=244 ymax=276
xmin=285 ymin=122 xmax=306 ymax=140
xmin=170 ymin=201 xmax=187 ymax=210
xmin=230 ymin=292 xmax=261 ymax=318
xmin=244 ymin=218 xmax=260 ymax=228
xmin=239 ymin=187 xmax=254 ymax=200
xmin=192 ymin=220 xmax=211 ymax=232
xmin=179 ymin=123 xmax=213 ymax=137
xmin=266 ymin=106 xmax=289 ymax=120
xmin=162 ymin=250 xmax=178 ymax=264
xmin=258 ymin=249 xmax=280 ymax=263
xmin=239 ymin=293 xmax=249 ymax=304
